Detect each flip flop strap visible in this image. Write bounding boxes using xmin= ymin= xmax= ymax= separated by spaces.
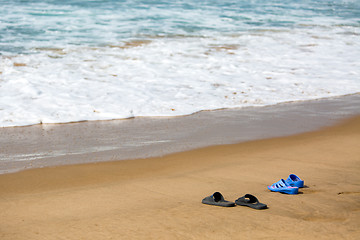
xmin=244 ymin=194 xmax=259 ymax=204
xmin=212 ymin=192 xmax=224 ymax=202
xmin=272 ymin=179 xmax=287 ymax=188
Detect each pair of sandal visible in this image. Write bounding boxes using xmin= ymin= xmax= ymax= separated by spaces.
xmin=267 ymin=174 xmax=304 ymax=194
xmin=202 ymin=192 xmax=267 ymax=210
xmin=202 ymin=174 xmax=303 ymax=209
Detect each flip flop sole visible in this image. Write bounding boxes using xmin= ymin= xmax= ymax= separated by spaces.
xmin=268 ymin=186 xmax=298 ymax=194
xmin=288 ymin=180 xmax=304 ymax=188
xmin=202 ymin=200 xmax=235 ymax=207
xmin=235 ymin=201 xmax=267 ymax=209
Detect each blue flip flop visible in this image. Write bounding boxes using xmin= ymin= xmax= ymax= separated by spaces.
xmin=285 ymin=174 xmax=304 ymax=188
xmin=268 ymin=179 xmax=299 ymax=194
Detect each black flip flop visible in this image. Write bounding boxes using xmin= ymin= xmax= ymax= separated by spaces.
xmin=202 ymin=192 xmax=235 ymax=207
xmin=235 ymin=194 xmax=267 ymax=210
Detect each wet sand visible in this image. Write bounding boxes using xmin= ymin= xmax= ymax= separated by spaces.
xmin=1 ymin=94 xmax=360 ymax=174
xmin=0 ymin=114 xmax=359 ymax=239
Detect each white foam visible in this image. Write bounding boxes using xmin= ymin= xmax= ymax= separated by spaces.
xmin=1 ymin=26 xmax=359 ymax=127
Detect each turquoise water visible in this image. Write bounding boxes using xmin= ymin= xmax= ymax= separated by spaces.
xmin=1 ymin=0 xmax=359 ymax=54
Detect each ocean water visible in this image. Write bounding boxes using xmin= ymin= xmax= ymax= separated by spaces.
xmin=1 ymin=0 xmax=359 ymax=127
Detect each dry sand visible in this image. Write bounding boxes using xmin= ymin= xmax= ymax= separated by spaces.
xmin=0 ymin=116 xmax=359 ymax=239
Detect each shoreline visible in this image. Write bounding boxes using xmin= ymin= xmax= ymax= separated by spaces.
xmin=2 ymin=93 xmax=359 ymax=129
xmin=0 ymin=115 xmax=359 ymax=239
xmin=1 ymin=93 xmax=360 ymax=174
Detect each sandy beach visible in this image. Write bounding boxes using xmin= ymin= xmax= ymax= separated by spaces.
xmin=0 ymin=114 xmax=359 ymax=239
xmin=1 ymin=1 xmax=360 ymax=238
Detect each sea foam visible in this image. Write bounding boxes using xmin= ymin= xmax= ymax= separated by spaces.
xmin=1 ymin=0 xmax=359 ymax=127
